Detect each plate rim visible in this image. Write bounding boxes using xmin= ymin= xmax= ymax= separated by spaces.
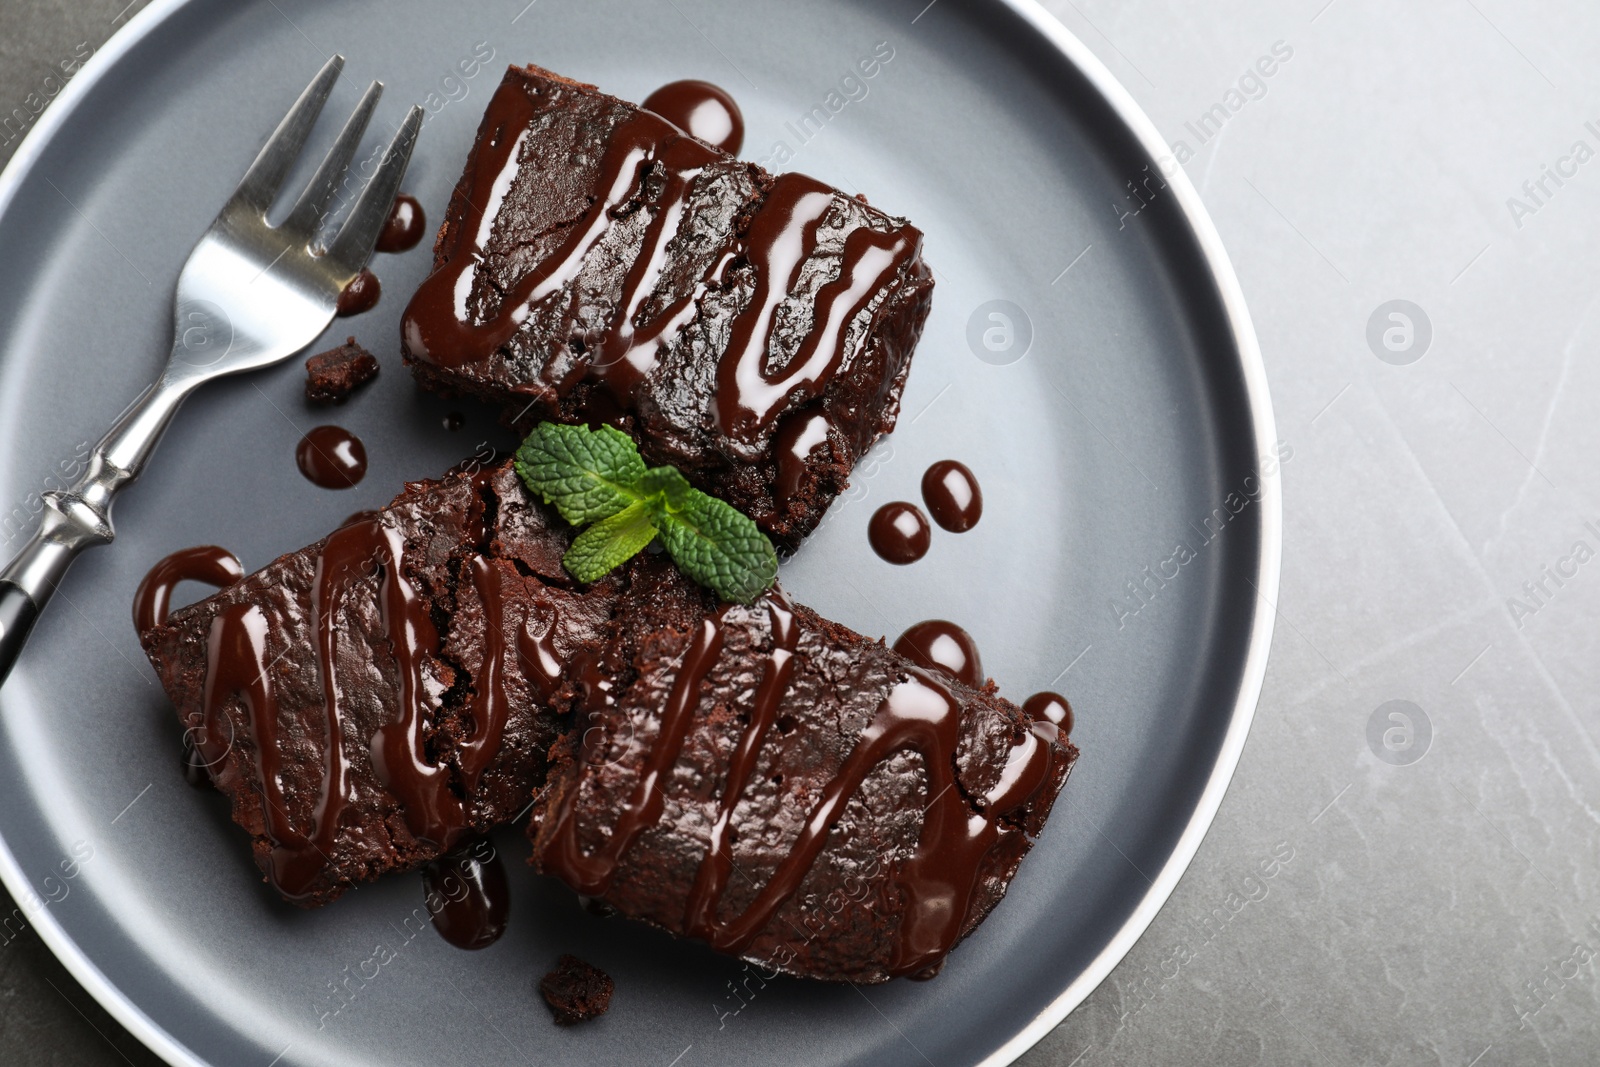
xmin=0 ymin=2 xmax=1282 ymax=1065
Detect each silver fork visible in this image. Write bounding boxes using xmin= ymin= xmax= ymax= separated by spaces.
xmin=0 ymin=55 xmax=422 ymax=685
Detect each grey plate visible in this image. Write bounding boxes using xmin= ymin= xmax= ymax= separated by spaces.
xmin=0 ymin=1 xmax=1279 ymax=1064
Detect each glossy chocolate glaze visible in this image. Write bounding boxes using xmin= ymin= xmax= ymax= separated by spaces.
xmin=137 ymin=546 xmax=247 ymax=793
xmin=296 ymin=426 xmax=368 ymax=489
xmin=868 ymin=501 xmax=930 ymax=564
xmin=337 ymin=268 xmax=381 ymax=317
xmin=1023 ymin=691 xmax=1073 ymax=733
xmin=540 ymin=594 xmax=1063 ymax=978
xmin=134 ymin=546 xmax=244 ymax=634
xmin=401 ymin=83 xmax=920 ymax=498
xmin=423 ymin=839 xmax=510 ymax=949
xmin=375 ymin=193 xmax=426 ymax=253
xmin=642 ymin=79 xmax=744 ymax=154
xmin=921 ymin=460 xmax=982 ymax=533
xmin=893 ymin=620 xmax=983 ymax=689
xmin=196 ymin=516 xmax=486 ymax=899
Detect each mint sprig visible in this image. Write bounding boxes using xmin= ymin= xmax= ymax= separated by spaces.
xmin=514 ymin=423 xmax=779 ymax=604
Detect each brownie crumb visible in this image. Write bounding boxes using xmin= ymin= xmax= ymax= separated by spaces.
xmin=539 ymin=954 xmax=613 ymax=1025
xmin=305 ymin=338 xmax=379 ymax=405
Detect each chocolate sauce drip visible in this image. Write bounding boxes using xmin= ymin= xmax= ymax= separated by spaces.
xmin=423 ymin=839 xmax=510 ymax=949
xmin=921 ymin=460 xmax=982 ymax=533
xmin=401 ymin=79 xmax=920 ymax=472
xmin=683 ymin=595 xmax=798 ymax=938
xmin=544 ymin=610 xmax=728 ymax=896
xmin=1022 ymin=692 xmax=1073 ymax=733
xmin=457 ymin=556 xmax=513 ymax=796
xmin=868 ymin=502 xmax=930 ymax=564
xmin=133 ymin=545 xmax=244 ymax=633
xmin=296 ymin=426 xmax=368 ymax=489
xmin=138 ymin=546 xmax=245 ymax=791
xmin=198 ymin=516 xmax=469 ymax=900
xmin=340 ymin=509 xmax=380 ymax=529
xmin=772 ymin=409 xmax=831 ymax=503
xmin=892 ymin=620 xmax=983 ymax=689
xmin=375 ymin=193 xmax=426 ymax=254
xmin=348 ymin=521 xmax=464 ymax=850
xmin=201 ymin=601 xmax=347 ymax=899
xmin=518 ymin=613 xmax=564 ymax=703
xmin=713 ymin=177 xmax=916 ymax=444
xmin=541 ymin=596 xmax=1063 ymax=977
xmin=337 ymin=268 xmax=381 ymax=316
xmin=642 ymin=79 xmax=745 ymax=155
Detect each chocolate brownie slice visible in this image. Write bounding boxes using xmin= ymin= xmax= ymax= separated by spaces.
xmin=137 ymin=460 xmax=614 ymax=905
xmin=401 ymin=64 xmax=935 ymax=551
xmin=529 ymin=562 xmax=1076 ymax=983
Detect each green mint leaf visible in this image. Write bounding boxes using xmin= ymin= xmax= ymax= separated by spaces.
xmin=561 ymin=501 xmax=659 ymax=583
xmin=514 ymin=423 xmax=647 ymax=525
xmin=638 ymin=465 xmax=693 ymax=515
xmin=656 ymin=488 xmax=779 ymax=605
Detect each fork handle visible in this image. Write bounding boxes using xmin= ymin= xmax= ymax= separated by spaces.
xmin=0 ymin=375 xmax=196 ymax=686
xmin=0 ymin=581 xmax=39 ymax=686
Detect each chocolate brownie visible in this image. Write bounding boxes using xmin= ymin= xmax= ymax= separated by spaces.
xmin=137 ymin=460 xmax=615 ymax=905
xmin=529 ymin=563 xmax=1076 ymax=983
xmin=401 ymin=65 xmax=935 ymax=551
xmin=304 ymin=337 xmax=379 ymax=405
xmin=139 ymin=463 xmax=1074 ymax=980
xmin=539 ymin=954 xmax=614 ymax=1024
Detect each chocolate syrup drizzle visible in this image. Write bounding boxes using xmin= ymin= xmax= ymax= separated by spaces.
xmin=539 ymin=593 xmax=1064 ymax=977
xmin=401 ymin=80 xmax=920 ymax=453
xmin=133 ymin=546 xmax=244 ymax=633
xmin=138 ymin=546 xmax=247 ymax=791
xmin=197 ymin=513 xmax=521 ymax=900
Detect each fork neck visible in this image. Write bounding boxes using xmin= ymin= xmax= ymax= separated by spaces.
xmin=97 ymin=370 xmax=203 ymax=480
xmin=0 ymin=370 xmax=200 ymax=607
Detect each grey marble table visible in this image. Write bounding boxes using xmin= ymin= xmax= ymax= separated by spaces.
xmin=3 ymin=1 xmax=1595 ymax=1064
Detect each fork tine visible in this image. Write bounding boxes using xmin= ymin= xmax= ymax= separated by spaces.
xmin=230 ymin=55 xmax=344 ymax=214
xmin=282 ymin=79 xmax=383 ymax=238
xmin=327 ymin=105 xmax=424 ymax=272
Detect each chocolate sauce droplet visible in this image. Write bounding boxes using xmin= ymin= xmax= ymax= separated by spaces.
xmin=181 ymin=730 xmax=213 ymax=788
xmin=1023 ymin=692 xmax=1073 ymax=733
xmin=921 ymin=460 xmax=982 ymax=533
xmin=424 ymin=840 xmax=510 ymax=950
xmin=375 ymin=193 xmax=426 ymax=253
xmin=443 ymin=411 xmax=465 ymax=431
xmin=336 ymin=269 xmax=381 ymax=317
xmin=642 ymin=79 xmax=744 ymax=154
xmin=893 ymin=620 xmax=983 ymax=689
xmin=868 ymin=502 xmax=930 ymax=564
xmin=296 ymin=426 xmax=368 ymax=489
